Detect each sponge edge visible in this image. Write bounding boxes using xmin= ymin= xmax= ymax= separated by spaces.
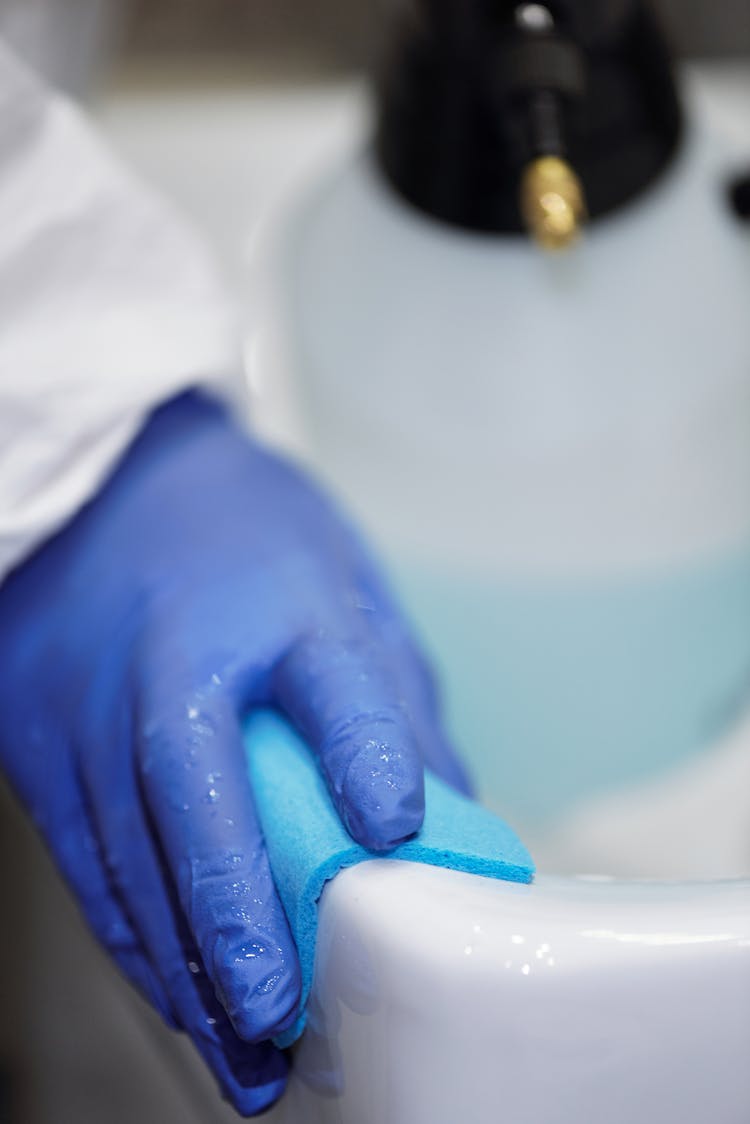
xmin=244 ymin=709 xmax=535 ymax=1047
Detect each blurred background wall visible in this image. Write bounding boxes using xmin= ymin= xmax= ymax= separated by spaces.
xmin=124 ymin=0 xmax=750 ymax=69
xmin=2 ymin=1 xmax=745 ymax=100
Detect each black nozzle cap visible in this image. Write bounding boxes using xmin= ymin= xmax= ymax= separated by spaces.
xmin=374 ymin=0 xmax=682 ymax=234
xmin=728 ymin=171 xmax=750 ymax=222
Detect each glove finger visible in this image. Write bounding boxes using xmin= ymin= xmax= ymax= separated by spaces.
xmin=37 ymin=759 xmax=177 ymax=1027
xmin=369 ymin=617 xmax=474 ymax=796
xmin=337 ymin=547 xmax=473 ymax=794
xmin=82 ymin=718 xmax=290 ymax=1117
xmin=133 ymin=671 xmax=301 ymax=1047
xmin=273 ymin=630 xmax=425 ymax=850
xmin=78 ymin=644 xmax=288 ymax=1112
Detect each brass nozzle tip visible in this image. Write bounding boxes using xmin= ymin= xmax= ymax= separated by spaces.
xmin=520 ymin=156 xmax=587 ymax=251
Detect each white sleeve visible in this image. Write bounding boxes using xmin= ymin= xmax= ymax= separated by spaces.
xmin=0 ymin=41 xmax=244 ymax=581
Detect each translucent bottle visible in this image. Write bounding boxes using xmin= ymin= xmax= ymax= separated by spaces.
xmin=248 ymin=85 xmax=750 ymax=834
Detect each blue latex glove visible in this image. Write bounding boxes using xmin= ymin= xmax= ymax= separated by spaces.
xmin=0 ymin=391 xmax=470 ymax=1116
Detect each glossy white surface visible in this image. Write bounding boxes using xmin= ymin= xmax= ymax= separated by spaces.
xmin=270 ymin=863 xmax=750 ymax=1124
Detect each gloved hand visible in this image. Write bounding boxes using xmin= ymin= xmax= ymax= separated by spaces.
xmin=0 ymin=391 xmax=469 ymax=1116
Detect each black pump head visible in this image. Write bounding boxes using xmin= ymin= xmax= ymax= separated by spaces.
xmin=374 ymin=0 xmax=682 ymax=243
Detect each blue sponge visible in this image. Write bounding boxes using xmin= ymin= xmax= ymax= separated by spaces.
xmin=244 ymin=709 xmax=535 ymax=1047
